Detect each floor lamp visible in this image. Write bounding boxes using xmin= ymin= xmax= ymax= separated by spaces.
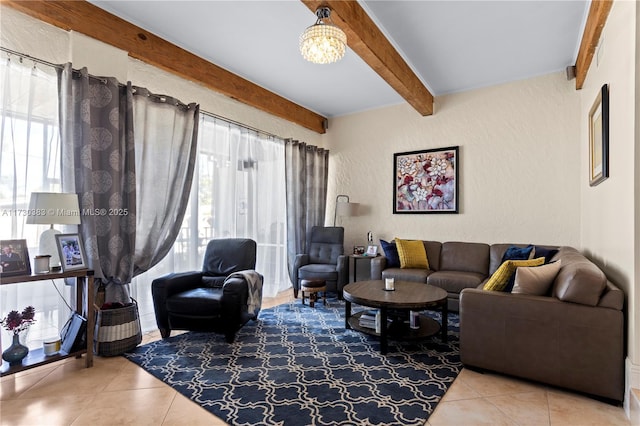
xmin=334 ymin=195 xmax=359 ymax=226
xmin=26 ymin=192 xmax=81 ymax=270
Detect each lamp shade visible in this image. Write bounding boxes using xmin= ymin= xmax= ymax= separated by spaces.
xmin=26 ymin=192 xmax=81 ymax=225
xmin=335 ymin=201 xmax=358 ymax=217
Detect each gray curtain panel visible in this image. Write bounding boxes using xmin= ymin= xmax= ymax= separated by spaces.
xmin=284 ymin=139 xmax=329 ymax=285
xmin=58 ymin=64 xmax=136 ymax=302
xmin=131 ymin=87 xmax=199 ymax=276
xmin=58 ymin=65 xmax=199 ymax=303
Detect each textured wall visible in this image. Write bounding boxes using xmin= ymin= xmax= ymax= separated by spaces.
xmin=326 ymin=72 xmax=581 ymax=252
xmin=578 ymin=0 xmax=638 ymax=390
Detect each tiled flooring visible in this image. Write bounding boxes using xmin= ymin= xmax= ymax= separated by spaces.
xmin=0 ymin=292 xmax=630 ymax=426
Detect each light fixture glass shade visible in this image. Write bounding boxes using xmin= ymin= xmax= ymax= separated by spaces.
xmin=300 ymin=8 xmax=347 ymax=65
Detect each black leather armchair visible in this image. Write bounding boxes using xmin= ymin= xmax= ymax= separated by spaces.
xmin=293 ymin=226 xmax=347 ymax=298
xmin=151 ymin=238 xmax=262 ymax=343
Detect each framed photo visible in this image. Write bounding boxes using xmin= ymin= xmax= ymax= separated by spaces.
xmin=353 ymin=245 xmax=365 ymax=255
xmin=55 ymin=234 xmax=87 ymax=271
xmin=0 ymin=239 xmax=31 ymax=277
xmin=394 ymin=146 xmax=459 ymax=213
xmin=366 ymin=245 xmax=378 ymax=256
xmin=589 ymin=84 xmax=609 ymax=187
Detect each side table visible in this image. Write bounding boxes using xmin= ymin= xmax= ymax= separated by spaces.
xmin=349 ymin=254 xmax=379 ymax=283
xmin=1 ymin=269 xmax=94 ymax=376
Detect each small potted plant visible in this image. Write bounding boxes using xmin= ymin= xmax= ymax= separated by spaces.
xmin=1 ymin=306 xmax=36 ymax=365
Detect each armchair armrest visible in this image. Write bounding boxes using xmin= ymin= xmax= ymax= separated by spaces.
xmin=293 ymin=254 xmax=310 ymax=290
xmin=370 ymin=256 xmax=387 ymax=280
xmin=336 ymin=255 xmax=348 ymax=294
xmin=151 ymin=271 xmax=203 ymax=336
xmin=152 ymin=271 xmax=203 ymax=299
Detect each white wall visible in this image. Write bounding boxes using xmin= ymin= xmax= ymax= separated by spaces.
xmin=578 ymin=0 xmax=639 ymax=406
xmin=327 ymin=72 xmax=581 ymax=251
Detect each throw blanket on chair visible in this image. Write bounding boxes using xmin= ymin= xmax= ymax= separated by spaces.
xmin=226 ymin=270 xmax=263 ymax=318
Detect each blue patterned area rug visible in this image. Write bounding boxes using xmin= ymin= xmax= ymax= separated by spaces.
xmin=124 ymin=301 xmax=461 ymax=426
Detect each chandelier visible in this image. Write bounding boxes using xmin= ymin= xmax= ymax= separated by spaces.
xmin=299 ymin=7 xmax=347 ymax=64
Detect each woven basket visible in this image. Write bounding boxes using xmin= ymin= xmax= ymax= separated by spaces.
xmin=94 ymin=298 xmax=142 ymax=357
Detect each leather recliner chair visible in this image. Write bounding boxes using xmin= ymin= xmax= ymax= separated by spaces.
xmin=292 ymin=226 xmax=347 ymax=299
xmin=151 ymin=238 xmax=262 ymax=343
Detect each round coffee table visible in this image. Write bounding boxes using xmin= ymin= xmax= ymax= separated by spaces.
xmin=342 ymin=280 xmax=448 ymax=354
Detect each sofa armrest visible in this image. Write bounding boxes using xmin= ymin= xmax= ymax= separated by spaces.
xmin=370 ymin=256 xmax=387 ymax=280
xmin=459 ymin=288 xmax=624 ymax=401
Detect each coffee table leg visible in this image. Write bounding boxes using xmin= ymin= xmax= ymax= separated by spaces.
xmin=345 ymin=300 xmax=352 ymax=329
xmin=441 ymin=302 xmax=448 ymax=343
xmin=380 ymin=307 xmax=388 ymax=355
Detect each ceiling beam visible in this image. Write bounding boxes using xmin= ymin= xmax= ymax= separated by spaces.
xmin=301 ymin=0 xmax=434 ymax=116
xmin=574 ymin=0 xmax=613 ymax=90
xmin=4 ymin=0 xmax=328 ymax=134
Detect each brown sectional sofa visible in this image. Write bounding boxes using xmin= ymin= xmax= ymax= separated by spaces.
xmin=370 ymin=241 xmax=625 ymax=402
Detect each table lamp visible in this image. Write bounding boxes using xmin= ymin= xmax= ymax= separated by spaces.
xmin=26 ymin=192 xmax=81 ymax=270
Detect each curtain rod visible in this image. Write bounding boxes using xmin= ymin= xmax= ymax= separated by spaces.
xmin=1 ymin=46 xmax=285 ymax=141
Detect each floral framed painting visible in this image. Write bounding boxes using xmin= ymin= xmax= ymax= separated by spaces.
xmin=394 ymin=146 xmax=459 ymax=214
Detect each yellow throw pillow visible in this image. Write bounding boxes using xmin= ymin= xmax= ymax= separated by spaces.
xmin=395 ymin=238 xmax=429 ymax=269
xmin=483 ymin=257 xmax=545 ymax=291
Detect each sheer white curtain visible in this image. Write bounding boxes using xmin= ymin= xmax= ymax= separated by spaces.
xmin=131 ymin=114 xmax=289 ymax=332
xmin=0 ymin=56 xmax=73 ymax=350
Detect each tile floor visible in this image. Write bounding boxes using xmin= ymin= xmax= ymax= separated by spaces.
xmin=0 ymin=292 xmax=631 ymax=426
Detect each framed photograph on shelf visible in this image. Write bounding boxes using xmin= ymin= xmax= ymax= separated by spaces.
xmin=394 ymin=146 xmax=459 ymax=214
xmin=366 ymin=245 xmax=378 ymax=256
xmin=589 ymin=84 xmax=609 ymax=187
xmin=353 ymin=245 xmax=365 ymax=255
xmin=55 ymin=234 xmax=87 ymax=271
xmin=0 ymin=239 xmax=31 ymax=277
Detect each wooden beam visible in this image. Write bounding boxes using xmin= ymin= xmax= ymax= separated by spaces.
xmin=301 ymin=0 xmax=434 ymax=116
xmin=574 ymin=0 xmax=613 ymax=90
xmin=4 ymin=0 xmax=328 ymax=134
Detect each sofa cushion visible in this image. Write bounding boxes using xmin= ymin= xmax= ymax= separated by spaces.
xmin=501 ymin=244 xmax=534 ymax=262
xmin=382 ymin=267 xmax=430 ymax=283
xmin=484 ymin=257 xmax=545 ymax=291
xmin=512 ymin=260 xmax=561 ymax=295
xmin=533 ymin=246 xmax=559 ymax=264
xmin=552 ymin=247 xmax=606 ymax=306
xmin=440 ymin=242 xmax=490 ymax=275
xmin=379 ymin=239 xmax=400 ymax=268
xmin=428 ymin=270 xmax=486 ymax=294
xmin=489 ymin=243 xmax=529 ymax=274
xmin=396 ymin=238 xmax=429 ymax=269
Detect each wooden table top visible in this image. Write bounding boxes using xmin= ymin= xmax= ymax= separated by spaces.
xmin=343 ymin=280 xmax=447 ymax=310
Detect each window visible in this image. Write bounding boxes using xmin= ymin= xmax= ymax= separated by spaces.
xmin=0 ymin=58 xmax=71 ymax=349
xmin=131 ymin=116 xmax=290 ymax=332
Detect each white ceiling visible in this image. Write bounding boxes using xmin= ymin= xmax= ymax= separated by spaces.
xmin=89 ymin=0 xmax=589 ymax=118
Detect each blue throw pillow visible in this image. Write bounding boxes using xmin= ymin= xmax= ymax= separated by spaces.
xmin=534 ymin=246 xmax=559 ymax=264
xmin=379 ymin=239 xmax=400 ymax=268
xmin=501 ymin=244 xmax=534 ymax=263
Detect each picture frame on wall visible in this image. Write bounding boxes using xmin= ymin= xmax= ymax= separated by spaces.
xmin=0 ymin=239 xmax=31 ymax=277
xmin=589 ymin=84 xmax=609 ymax=187
xmin=393 ymin=146 xmax=459 ymax=214
xmin=55 ymin=233 xmax=87 ymax=271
